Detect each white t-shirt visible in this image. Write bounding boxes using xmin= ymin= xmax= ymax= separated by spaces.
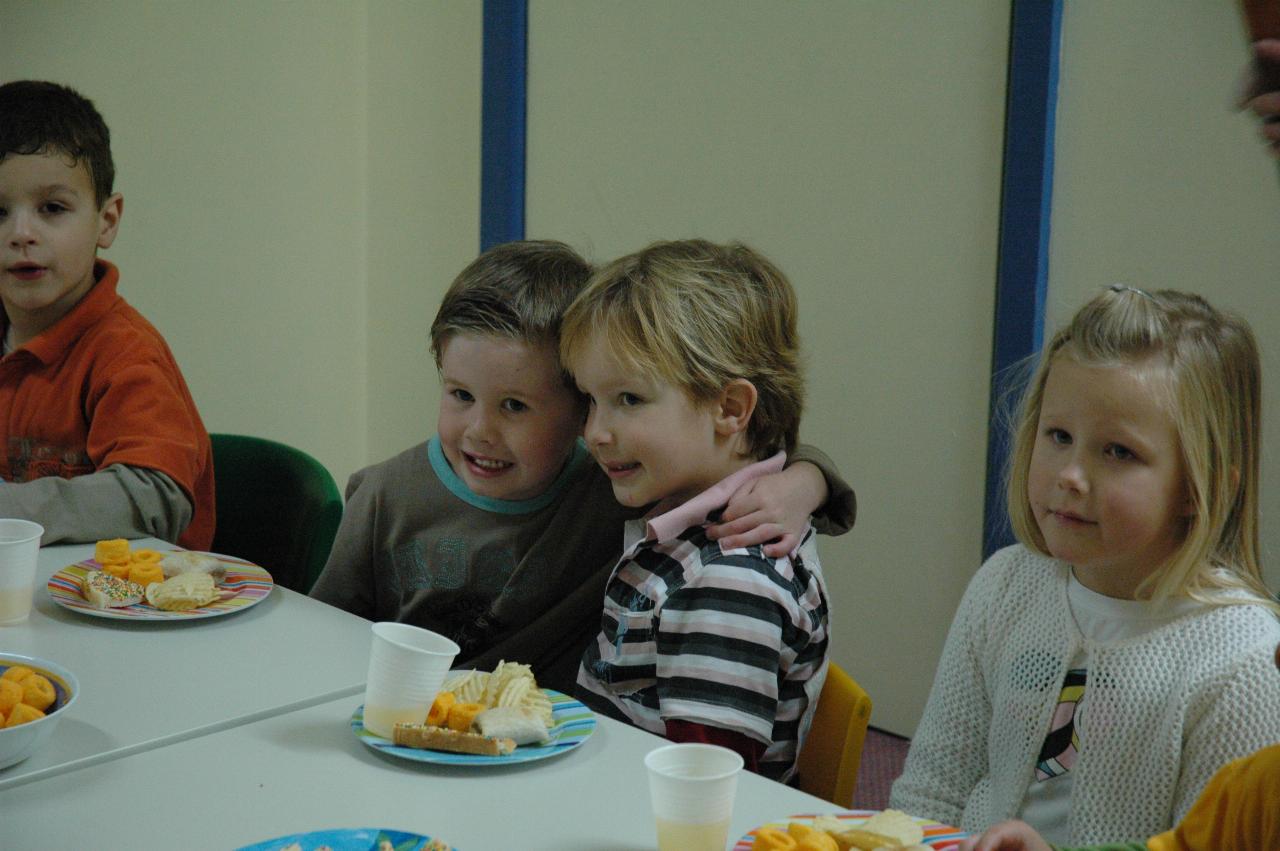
xmin=1017 ymin=572 xmax=1204 ymax=843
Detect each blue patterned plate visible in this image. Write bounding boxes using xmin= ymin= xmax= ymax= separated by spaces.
xmin=235 ymin=827 xmax=452 ymax=850
xmin=351 ymin=688 xmax=595 ymax=765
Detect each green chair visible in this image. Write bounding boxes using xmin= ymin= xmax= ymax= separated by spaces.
xmin=209 ymin=433 xmax=343 ymax=594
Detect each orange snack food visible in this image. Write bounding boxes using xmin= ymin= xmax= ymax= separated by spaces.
xmin=0 ymin=678 xmax=21 ymax=715
xmin=127 ymin=562 xmax=165 ymax=589
xmin=786 ymin=823 xmax=838 ymax=851
xmin=131 ymin=549 xmax=163 ymax=563
xmin=102 ymin=562 xmax=132 ymax=580
xmin=21 ymin=674 xmax=56 ymax=712
xmin=426 ymin=691 xmax=456 ymax=727
xmin=753 ymin=828 xmax=798 ymax=850
xmin=4 ymin=702 xmax=45 ymax=728
xmin=445 ymin=701 xmax=486 ymax=733
xmin=796 ymin=833 xmax=837 ymax=851
xmin=95 ymin=538 xmax=130 ymax=564
xmin=1 ymin=665 xmax=33 ymax=684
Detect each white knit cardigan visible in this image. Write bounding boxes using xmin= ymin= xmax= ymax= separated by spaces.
xmin=889 ymin=545 xmax=1280 ymax=845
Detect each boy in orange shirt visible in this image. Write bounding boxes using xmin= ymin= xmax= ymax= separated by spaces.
xmin=0 ymin=81 xmax=214 ymax=548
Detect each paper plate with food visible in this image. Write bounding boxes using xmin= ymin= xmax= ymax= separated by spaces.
xmin=352 ymin=660 xmax=596 ymax=766
xmin=735 ymin=808 xmax=966 ymax=850
xmin=47 ymin=539 xmax=273 ymax=621
xmin=234 ymin=827 xmax=453 ymax=851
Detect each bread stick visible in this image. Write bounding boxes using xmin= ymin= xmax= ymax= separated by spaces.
xmin=392 ymin=722 xmax=516 ymax=756
xmin=830 ymin=827 xmax=901 ymax=850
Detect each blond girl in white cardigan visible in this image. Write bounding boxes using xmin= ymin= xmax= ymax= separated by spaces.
xmin=891 ymin=286 xmax=1280 ymax=846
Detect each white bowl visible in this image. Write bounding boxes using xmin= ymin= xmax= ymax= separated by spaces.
xmin=0 ymin=653 xmax=79 ymax=770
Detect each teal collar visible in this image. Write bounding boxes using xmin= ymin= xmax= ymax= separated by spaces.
xmin=427 ymin=435 xmax=590 ymax=514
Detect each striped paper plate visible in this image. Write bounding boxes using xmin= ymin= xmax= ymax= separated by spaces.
xmin=352 ymin=688 xmax=595 ymax=766
xmin=735 ymin=809 xmax=966 ymax=849
xmin=47 ymin=553 xmax=273 ymax=621
xmin=235 ymin=827 xmax=454 ymax=851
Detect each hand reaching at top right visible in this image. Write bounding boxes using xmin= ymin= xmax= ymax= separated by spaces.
xmin=955 ymin=820 xmax=1054 ymax=851
xmin=1239 ymin=39 xmax=1280 ymax=157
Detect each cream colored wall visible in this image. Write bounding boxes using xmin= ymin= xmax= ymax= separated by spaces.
xmin=1050 ymin=1 xmax=1280 ymax=594
xmin=364 ymin=3 xmax=482 ymax=461
xmin=527 ymin=1 xmax=1010 ymax=735
xmin=2 ymin=1 xmax=370 ymax=486
xmin=1 ymin=1 xmax=480 ymax=490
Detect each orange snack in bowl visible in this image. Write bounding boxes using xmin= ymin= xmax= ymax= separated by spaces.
xmin=127 ymin=562 xmax=165 ymax=589
xmin=4 ymin=702 xmax=45 ymax=728
xmin=21 ymin=674 xmax=56 ymax=712
xmin=445 ymin=701 xmax=486 ymax=732
xmin=426 ymin=691 xmax=456 ymax=727
xmin=0 ymin=678 xmax=21 ymax=715
xmin=1 ymin=665 xmax=33 ymax=684
xmin=95 ymin=538 xmax=130 ymax=564
xmin=753 ymin=828 xmax=798 ymax=850
xmin=131 ymin=549 xmax=163 ymax=563
xmin=102 ymin=562 xmax=132 ymax=580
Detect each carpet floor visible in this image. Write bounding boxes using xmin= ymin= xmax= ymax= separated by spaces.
xmin=851 ymin=726 xmax=912 ymax=811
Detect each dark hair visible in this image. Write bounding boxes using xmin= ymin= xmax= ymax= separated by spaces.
xmin=429 ymin=240 xmax=593 ymax=373
xmin=0 ymin=80 xmax=115 ymax=208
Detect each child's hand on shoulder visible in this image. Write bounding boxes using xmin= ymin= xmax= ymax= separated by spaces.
xmin=705 ymin=462 xmax=825 ymax=557
xmin=956 ymin=820 xmax=1054 ymax=851
xmin=1239 ymin=39 xmax=1280 ymax=156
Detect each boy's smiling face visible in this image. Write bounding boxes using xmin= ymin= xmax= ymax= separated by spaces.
xmin=436 ymin=333 xmax=584 ymax=502
xmin=0 ymin=152 xmax=121 ymax=344
xmin=572 ymin=331 xmax=743 ymax=509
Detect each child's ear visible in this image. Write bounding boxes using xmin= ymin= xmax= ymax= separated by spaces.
xmin=714 ymin=379 xmax=757 ymax=437
xmin=96 ymin=193 xmax=124 ymax=250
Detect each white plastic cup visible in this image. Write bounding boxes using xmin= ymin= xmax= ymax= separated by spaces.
xmin=0 ymin=520 xmax=43 ymax=626
xmin=361 ymin=622 xmax=459 ymax=738
xmin=645 ymin=743 xmax=744 ymax=851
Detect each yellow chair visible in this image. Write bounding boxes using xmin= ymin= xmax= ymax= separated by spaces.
xmin=795 ymin=661 xmax=873 ymax=808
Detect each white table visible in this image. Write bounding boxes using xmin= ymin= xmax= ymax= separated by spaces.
xmin=0 ymin=539 xmax=374 ymax=790
xmin=3 ymin=694 xmax=838 ymax=850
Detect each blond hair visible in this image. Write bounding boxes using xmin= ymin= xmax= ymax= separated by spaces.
xmin=559 ymin=239 xmax=803 ymax=459
xmin=1006 ymin=286 xmax=1277 ymax=612
xmin=429 ymin=240 xmax=592 ymax=376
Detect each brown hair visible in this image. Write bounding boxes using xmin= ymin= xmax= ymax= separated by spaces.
xmin=0 ymin=80 xmax=115 ymax=208
xmin=560 ymin=239 xmax=804 ymax=459
xmin=429 ymin=240 xmax=592 ymax=381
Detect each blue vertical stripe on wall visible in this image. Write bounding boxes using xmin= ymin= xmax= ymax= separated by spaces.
xmin=983 ymin=0 xmax=1062 ymax=558
xmin=481 ymin=0 xmax=528 ymax=251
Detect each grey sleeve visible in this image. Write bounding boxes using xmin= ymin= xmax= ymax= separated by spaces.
xmin=0 ymin=463 xmax=193 ymax=545
xmin=789 ymin=442 xmax=857 ymax=536
xmin=308 ymin=470 xmax=377 ymax=618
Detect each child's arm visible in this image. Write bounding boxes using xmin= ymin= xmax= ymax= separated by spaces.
xmin=957 ymin=820 xmax=1145 ymax=851
xmin=308 ymin=473 xmax=377 ymax=618
xmin=956 ymin=820 xmax=1055 ymax=851
xmin=648 ymin=549 xmax=824 ymax=779
xmin=664 ymin=719 xmax=767 ymax=773
xmin=890 ymin=557 xmax=1003 ymax=827
xmin=1171 ymin=631 xmax=1280 ymax=822
xmin=0 ymin=464 xmax=191 ymax=544
xmin=707 ymin=443 xmax=855 ymax=557
xmin=1240 ymin=39 xmax=1280 ymax=157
